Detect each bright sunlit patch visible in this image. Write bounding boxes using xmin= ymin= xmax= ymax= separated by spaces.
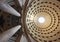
xmin=38 ymin=17 xmax=45 ymax=23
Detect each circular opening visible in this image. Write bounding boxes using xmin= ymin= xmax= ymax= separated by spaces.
xmin=38 ymin=17 xmax=45 ymax=23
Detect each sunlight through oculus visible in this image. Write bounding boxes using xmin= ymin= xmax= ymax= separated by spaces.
xmin=38 ymin=17 xmax=45 ymax=23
